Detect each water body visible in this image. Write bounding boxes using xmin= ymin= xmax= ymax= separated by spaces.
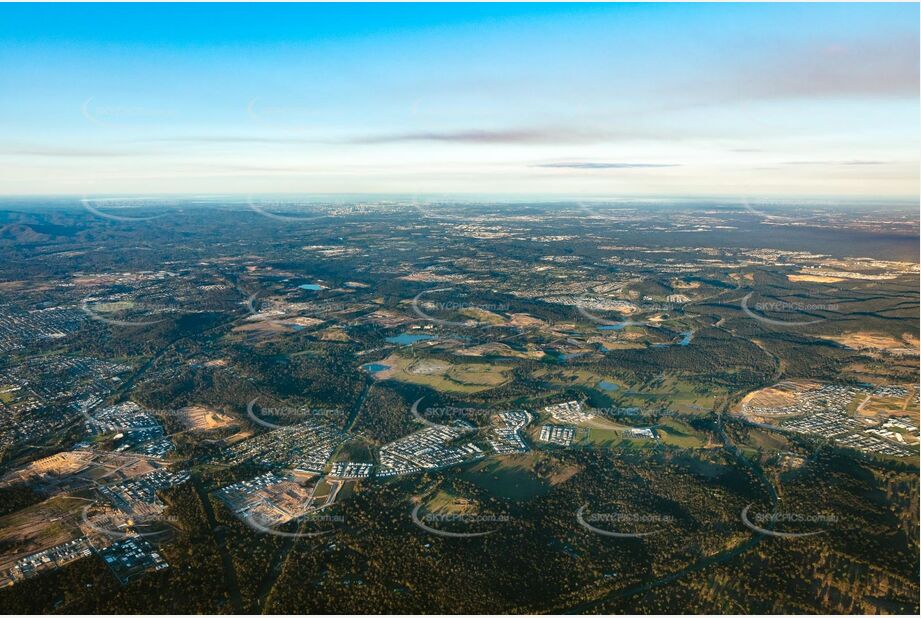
xmin=598 ymin=380 xmax=619 ymax=392
xmin=653 ymin=330 xmax=695 ymax=347
xmin=362 ymin=363 xmax=391 ymax=373
xmin=297 ymin=283 xmax=325 ymax=291
xmin=597 ymin=320 xmax=643 ymax=331
xmin=386 ymin=333 xmax=435 ymax=345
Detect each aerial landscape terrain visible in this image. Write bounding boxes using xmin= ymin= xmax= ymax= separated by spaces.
xmin=0 ymin=2 xmax=918 ymax=615
xmin=0 ymin=198 xmax=917 ymax=613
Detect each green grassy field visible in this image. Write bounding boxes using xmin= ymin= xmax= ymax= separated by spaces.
xmin=461 ymin=454 xmax=550 ymax=501
xmin=655 ymin=418 xmax=709 ymax=448
xmin=376 ymin=354 xmax=513 ymax=394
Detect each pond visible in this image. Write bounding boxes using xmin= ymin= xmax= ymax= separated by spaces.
xmin=653 ymin=330 xmax=695 ymax=347
xmin=597 ymin=320 xmax=642 ymax=331
xmin=386 ymin=333 xmax=435 ymax=345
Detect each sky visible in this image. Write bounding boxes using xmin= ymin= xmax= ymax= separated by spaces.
xmin=0 ymin=2 xmax=918 ymax=199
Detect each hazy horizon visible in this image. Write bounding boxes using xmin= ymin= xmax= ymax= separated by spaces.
xmin=1 ymin=3 xmax=918 ymax=197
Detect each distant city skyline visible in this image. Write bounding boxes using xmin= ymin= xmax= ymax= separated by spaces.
xmin=0 ymin=2 xmax=918 ymax=198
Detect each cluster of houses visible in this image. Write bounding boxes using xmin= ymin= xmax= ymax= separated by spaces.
xmin=85 ymin=401 xmax=174 ymax=458
xmin=218 ymin=419 xmax=346 ymax=474
xmin=378 ymin=423 xmax=482 ymax=477
xmin=1 ymin=534 xmax=169 ymax=589
xmin=488 ymin=411 xmax=532 ymax=454
xmin=98 ymin=469 xmax=190 ymax=516
xmin=539 ymin=424 xmax=575 ymax=446
xmin=99 ymin=537 xmax=169 ymax=585
xmin=882 ymin=417 xmax=918 ymax=437
xmin=0 ymin=306 xmax=86 ymax=353
xmin=0 ymin=537 xmax=94 ymax=588
xmin=329 ymin=461 xmax=373 ymax=479
xmin=0 ymin=355 xmax=130 ymax=454
xmin=834 ymin=432 xmax=913 ymax=457
xmin=626 ymin=427 xmax=657 ymax=439
xmin=769 ymin=384 xmax=919 ymax=456
xmin=544 ymin=400 xmax=594 ymax=423
xmin=216 ymin=471 xmax=320 ymax=526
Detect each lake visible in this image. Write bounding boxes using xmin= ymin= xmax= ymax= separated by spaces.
xmin=653 ymin=330 xmax=695 ymax=347
xmin=386 ymin=333 xmax=435 ymax=345
xmin=598 ymin=319 xmax=646 ymax=331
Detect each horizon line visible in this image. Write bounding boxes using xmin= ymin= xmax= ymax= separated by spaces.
xmin=0 ymin=192 xmax=918 ymax=204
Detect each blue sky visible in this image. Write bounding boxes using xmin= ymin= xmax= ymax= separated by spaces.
xmin=0 ymin=2 xmax=917 ymax=198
